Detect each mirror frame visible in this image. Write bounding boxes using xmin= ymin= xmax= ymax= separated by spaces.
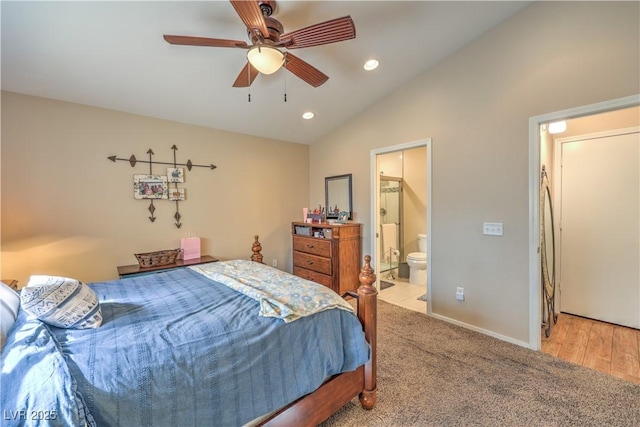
xmin=325 ymin=174 xmax=353 ymax=220
xmin=540 ymin=165 xmax=557 ymax=337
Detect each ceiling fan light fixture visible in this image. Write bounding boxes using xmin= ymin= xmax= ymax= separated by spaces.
xmin=247 ymin=45 xmax=284 ymax=75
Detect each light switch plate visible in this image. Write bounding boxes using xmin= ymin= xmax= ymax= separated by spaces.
xmin=483 ymin=222 xmax=503 ymax=236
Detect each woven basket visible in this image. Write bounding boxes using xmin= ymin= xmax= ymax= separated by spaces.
xmin=134 ymin=248 xmax=181 ymax=268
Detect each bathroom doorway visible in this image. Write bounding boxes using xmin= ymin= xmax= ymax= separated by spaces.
xmin=371 ymin=138 xmax=431 ymax=314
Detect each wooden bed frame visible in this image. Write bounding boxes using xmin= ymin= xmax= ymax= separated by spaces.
xmin=250 ymin=235 xmax=378 ymax=426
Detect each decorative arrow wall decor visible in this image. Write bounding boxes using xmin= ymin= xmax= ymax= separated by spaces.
xmin=109 ymin=146 xmax=216 ymax=227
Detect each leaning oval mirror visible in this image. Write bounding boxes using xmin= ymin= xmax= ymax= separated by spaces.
xmin=325 ymin=174 xmax=353 ymax=220
xmin=540 ymin=165 xmax=557 ymax=337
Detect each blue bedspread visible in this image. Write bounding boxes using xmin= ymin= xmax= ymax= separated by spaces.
xmin=1 ymin=266 xmax=370 ymax=426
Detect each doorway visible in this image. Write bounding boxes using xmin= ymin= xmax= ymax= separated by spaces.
xmin=536 ymin=107 xmax=640 ymax=384
xmin=529 ymin=94 xmax=640 ymax=350
xmin=370 ymin=139 xmax=432 ymax=314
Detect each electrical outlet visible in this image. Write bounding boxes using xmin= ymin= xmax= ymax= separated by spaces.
xmin=456 ymin=287 xmax=465 ymax=301
xmin=272 ymin=259 xmax=278 ymax=268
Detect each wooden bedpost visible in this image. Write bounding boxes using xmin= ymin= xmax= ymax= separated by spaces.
xmin=258 ymin=255 xmax=378 ymax=426
xmin=357 ymin=255 xmax=377 ymax=409
xmin=251 ymin=235 xmax=264 ymax=264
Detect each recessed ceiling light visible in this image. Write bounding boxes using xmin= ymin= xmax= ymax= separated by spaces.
xmin=364 ymin=59 xmax=379 ymax=71
xmin=302 ymin=112 xmax=315 ymax=120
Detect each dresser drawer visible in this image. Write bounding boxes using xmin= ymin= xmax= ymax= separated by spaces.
xmin=293 ymin=251 xmax=332 ymax=275
xmin=293 ymin=266 xmax=332 ymax=288
xmin=293 ymin=236 xmax=331 ymax=258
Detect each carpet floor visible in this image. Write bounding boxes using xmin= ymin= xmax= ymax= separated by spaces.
xmin=321 ymin=300 xmax=640 ymax=427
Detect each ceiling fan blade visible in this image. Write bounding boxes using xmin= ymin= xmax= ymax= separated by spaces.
xmin=163 ymin=35 xmax=248 ymax=48
xmin=284 ymin=53 xmax=328 ymax=87
xmin=230 ymin=0 xmax=269 ymax=39
xmin=280 ymin=16 xmax=355 ymax=49
xmin=232 ymin=62 xmax=259 ymax=87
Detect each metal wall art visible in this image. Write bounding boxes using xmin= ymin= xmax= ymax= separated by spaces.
xmin=108 ymin=145 xmax=216 ymax=228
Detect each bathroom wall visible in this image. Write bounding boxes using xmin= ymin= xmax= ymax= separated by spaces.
xmin=402 ymin=146 xmax=427 ymax=256
xmin=377 ymin=147 xmax=428 ymax=260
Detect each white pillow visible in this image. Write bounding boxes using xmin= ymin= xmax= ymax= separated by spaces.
xmin=0 ymin=282 xmax=21 ymax=350
xmin=20 ymin=275 xmax=102 ymax=329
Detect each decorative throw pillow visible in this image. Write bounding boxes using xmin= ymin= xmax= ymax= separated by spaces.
xmin=0 ymin=281 xmax=21 ymax=350
xmin=20 ymin=275 xmax=102 ymax=329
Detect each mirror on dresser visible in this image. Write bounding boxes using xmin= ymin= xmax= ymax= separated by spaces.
xmin=325 ymin=174 xmax=353 ymax=220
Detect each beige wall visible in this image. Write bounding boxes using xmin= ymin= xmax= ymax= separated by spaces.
xmin=1 ymin=92 xmax=309 ymax=285
xmin=309 ymin=1 xmax=640 ymax=343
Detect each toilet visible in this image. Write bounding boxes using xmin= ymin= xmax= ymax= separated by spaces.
xmin=406 ymin=234 xmax=427 ymax=286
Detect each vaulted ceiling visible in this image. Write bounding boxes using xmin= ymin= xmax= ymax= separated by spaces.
xmin=1 ymin=1 xmax=530 ymax=144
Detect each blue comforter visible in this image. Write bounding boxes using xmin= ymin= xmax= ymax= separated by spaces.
xmin=1 ymin=267 xmax=370 ymax=426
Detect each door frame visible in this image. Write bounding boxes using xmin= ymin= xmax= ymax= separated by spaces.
xmin=528 ymin=94 xmax=640 ymax=350
xmin=370 ymin=138 xmax=432 ymax=314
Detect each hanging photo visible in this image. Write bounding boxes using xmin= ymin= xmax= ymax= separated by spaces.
xmin=167 ymin=167 xmax=184 ymax=183
xmin=169 ymin=188 xmax=185 ymax=201
xmin=133 ymin=175 xmax=168 ymax=199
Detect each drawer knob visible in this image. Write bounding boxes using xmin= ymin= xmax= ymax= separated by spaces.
xmin=306 ymin=244 xmax=314 ymax=248
xmin=306 ymin=260 xmax=314 ymax=265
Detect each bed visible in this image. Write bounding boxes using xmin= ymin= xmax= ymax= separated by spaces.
xmin=1 ymin=237 xmax=377 ymax=426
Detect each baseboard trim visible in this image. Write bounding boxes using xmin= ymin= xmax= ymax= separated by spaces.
xmin=430 ymin=313 xmax=531 ymax=349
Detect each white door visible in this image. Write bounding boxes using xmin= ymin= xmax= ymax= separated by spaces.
xmin=559 ymin=129 xmax=640 ymax=329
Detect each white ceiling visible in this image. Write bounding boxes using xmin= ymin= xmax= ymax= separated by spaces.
xmin=1 ymin=1 xmax=530 ymax=145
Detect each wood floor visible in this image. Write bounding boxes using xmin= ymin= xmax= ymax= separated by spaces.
xmin=542 ymin=312 xmax=640 ymax=384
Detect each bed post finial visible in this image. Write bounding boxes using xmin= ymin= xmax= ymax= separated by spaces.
xmin=358 ymin=255 xmax=376 ymax=294
xmin=357 ymin=254 xmax=377 ymax=410
xmin=251 ymin=235 xmax=264 ymax=264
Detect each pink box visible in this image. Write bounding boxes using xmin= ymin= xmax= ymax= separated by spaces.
xmin=181 ymin=237 xmax=201 ymax=260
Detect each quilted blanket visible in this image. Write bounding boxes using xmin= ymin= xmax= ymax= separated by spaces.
xmin=189 ymin=259 xmax=354 ymax=322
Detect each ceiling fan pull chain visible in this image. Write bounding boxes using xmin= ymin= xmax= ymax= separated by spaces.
xmin=283 ymin=59 xmax=287 ymax=102
xmin=248 ymin=62 xmax=252 ymax=102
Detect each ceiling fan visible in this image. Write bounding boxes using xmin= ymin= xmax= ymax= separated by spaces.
xmin=163 ymin=0 xmax=356 ymax=88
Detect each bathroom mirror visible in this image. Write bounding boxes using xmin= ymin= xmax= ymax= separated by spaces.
xmin=540 ymin=165 xmax=557 ymax=337
xmin=325 ymin=174 xmax=352 ymax=220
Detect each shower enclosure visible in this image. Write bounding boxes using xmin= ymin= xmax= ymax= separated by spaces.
xmin=379 ymin=176 xmax=403 ymax=276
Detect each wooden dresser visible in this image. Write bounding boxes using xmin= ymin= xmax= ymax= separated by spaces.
xmin=291 ymin=221 xmax=361 ymax=295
